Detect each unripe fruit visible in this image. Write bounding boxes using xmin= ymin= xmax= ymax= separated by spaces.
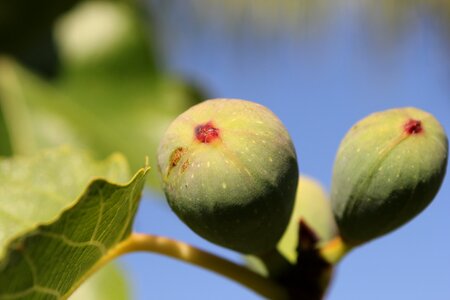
xmin=331 ymin=107 xmax=448 ymax=245
xmin=278 ymin=176 xmax=337 ymax=263
xmin=157 ymin=99 xmax=298 ymax=254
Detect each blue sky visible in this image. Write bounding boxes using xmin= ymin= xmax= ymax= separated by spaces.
xmin=121 ymin=4 xmax=450 ymax=299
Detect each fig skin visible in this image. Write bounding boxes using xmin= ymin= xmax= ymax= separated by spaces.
xmin=331 ymin=107 xmax=448 ymax=245
xmin=157 ymin=99 xmax=299 ymax=254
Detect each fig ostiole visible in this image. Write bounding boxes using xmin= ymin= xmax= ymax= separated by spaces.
xmin=331 ymin=107 xmax=448 ymax=245
xmin=157 ymin=99 xmax=299 ymax=254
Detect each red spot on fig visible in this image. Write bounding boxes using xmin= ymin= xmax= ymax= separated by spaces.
xmin=195 ymin=121 xmax=220 ymax=143
xmin=404 ymin=119 xmax=423 ymax=135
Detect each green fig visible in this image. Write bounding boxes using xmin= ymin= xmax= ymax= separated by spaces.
xmin=331 ymin=107 xmax=448 ymax=245
xmin=278 ymin=176 xmax=337 ymax=263
xmin=157 ymin=99 xmax=298 ymax=254
xmin=245 ymin=176 xmax=337 ymax=275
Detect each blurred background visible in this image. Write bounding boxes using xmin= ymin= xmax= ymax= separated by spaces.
xmin=1 ymin=0 xmax=449 ymax=299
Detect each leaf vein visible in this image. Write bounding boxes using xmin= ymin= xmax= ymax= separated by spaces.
xmin=0 ymin=285 xmax=61 ymax=299
xmin=38 ymin=231 xmax=107 ymax=254
xmin=90 ymin=188 xmax=105 ymax=241
xmin=20 ymin=249 xmax=37 ymax=285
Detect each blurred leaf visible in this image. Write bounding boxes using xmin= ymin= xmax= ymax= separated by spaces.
xmin=54 ymin=1 xmax=159 ymax=78
xmin=0 ymin=0 xmax=154 ymax=77
xmin=0 ymin=147 xmax=149 ymax=298
xmin=0 ymin=57 xmax=88 ymax=156
xmin=70 ymin=263 xmax=130 ymax=300
xmin=0 ymin=1 xmax=203 ymax=188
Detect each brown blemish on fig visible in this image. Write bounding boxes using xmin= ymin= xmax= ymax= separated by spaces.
xmin=404 ymin=119 xmax=423 ymax=135
xmin=181 ymin=159 xmax=190 ymax=173
xmin=167 ymin=147 xmax=186 ymax=176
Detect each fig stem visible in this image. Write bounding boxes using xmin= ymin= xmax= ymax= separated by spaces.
xmin=319 ymin=236 xmax=351 ymax=264
xmin=83 ymin=232 xmax=289 ymax=299
xmin=256 ymin=248 xmax=294 ymax=280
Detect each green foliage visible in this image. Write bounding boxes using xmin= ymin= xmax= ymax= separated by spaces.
xmin=0 ymin=147 xmax=149 ymax=298
xmin=0 ymin=1 xmax=202 ymax=188
xmin=157 ymin=99 xmax=298 ymax=254
xmin=54 ymin=1 xmax=159 ymax=78
xmin=331 ymin=107 xmax=448 ymax=245
xmin=0 ymin=1 xmax=202 ymax=296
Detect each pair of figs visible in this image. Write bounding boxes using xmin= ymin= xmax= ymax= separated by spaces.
xmin=157 ymin=99 xmax=448 ymax=254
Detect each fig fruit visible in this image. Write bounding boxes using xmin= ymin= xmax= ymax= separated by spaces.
xmin=157 ymin=99 xmax=298 ymax=254
xmin=331 ymin=107 xmax=448 ymax=245
xmin=278 ymin=176 xmax=337 ymax=263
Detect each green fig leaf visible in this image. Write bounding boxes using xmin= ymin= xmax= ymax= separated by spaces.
xmin=70 ymin=263 xmax=130 ymax=300
xmin=0 ymin=147 xmax=149 ymax=298
xmin=0 ymin=57 xmax=89 ymax=156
